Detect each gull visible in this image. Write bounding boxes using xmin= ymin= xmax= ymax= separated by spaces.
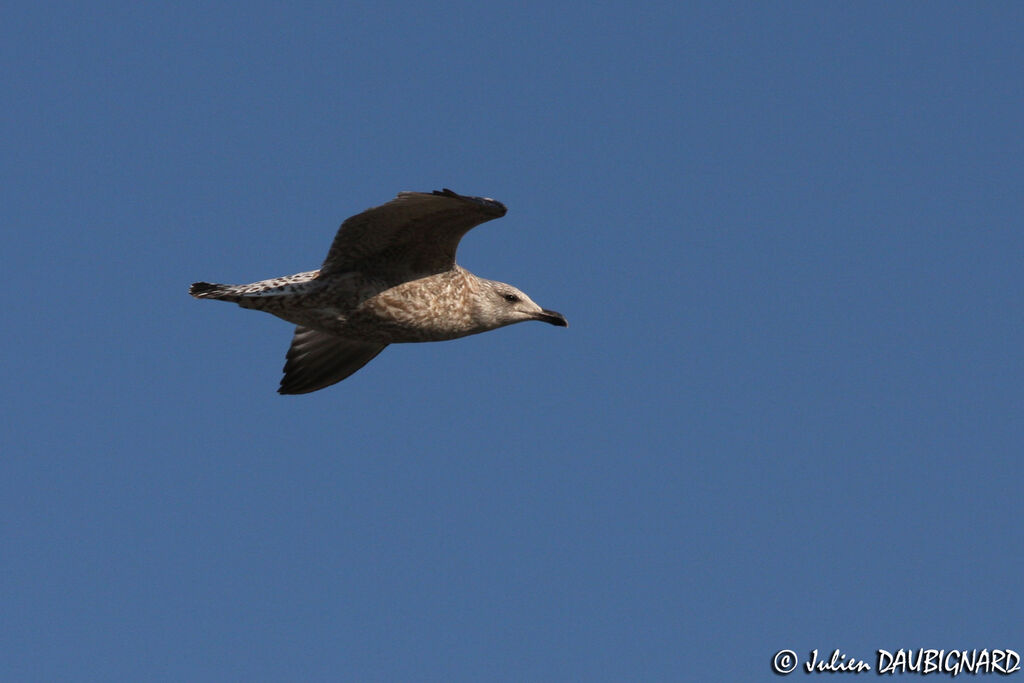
xmin=190 ymin=189 xmax=568 ymax=394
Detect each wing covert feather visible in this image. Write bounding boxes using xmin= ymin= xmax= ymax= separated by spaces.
xmin=320 ymin=189 xmax=506 ymax=278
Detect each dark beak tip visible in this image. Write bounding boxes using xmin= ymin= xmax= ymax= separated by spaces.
xmin=540 ymin=309 xmax=568 ymax=327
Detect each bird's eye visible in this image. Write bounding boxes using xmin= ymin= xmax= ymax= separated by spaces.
xmin=503 ymin=293 xmax=520 ymax=303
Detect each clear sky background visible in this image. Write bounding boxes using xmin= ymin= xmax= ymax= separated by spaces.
xmin=3 ymin=2 xmax=1022 ymax=680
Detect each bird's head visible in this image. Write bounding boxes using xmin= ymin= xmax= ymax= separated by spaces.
xmin=475 ymin=279 xmax=568 ymax=331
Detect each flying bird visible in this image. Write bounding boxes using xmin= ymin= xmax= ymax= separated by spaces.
xmin=190 ymin=189 xmax=568 ymax=394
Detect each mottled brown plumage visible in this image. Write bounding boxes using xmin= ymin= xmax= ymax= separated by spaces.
xmin=190 ymin=189 xmax=567 ymax=394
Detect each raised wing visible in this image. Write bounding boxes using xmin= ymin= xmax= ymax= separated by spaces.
xmin=319 ymin=189 xmax=507 ymax=279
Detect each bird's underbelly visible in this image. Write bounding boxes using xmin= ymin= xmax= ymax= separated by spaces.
xmin=258 ymin=273 xmax=480 ymax=343
xmin=346 ymin=283 xmax=479 ymax=342
xmin=286 ymin=310 xmax=472 ymax=343
xmin=343 ymin=303 xmax=476 ymax=343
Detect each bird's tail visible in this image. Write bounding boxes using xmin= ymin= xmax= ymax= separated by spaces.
xmin=189 ymin=281 xmax=244 ymax=302
xmin=190 ymin=270 xmax=321 ymax=305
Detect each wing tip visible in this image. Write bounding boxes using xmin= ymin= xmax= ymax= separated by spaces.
xmin=431 ymin=188 xmax=507 ymax=217
xmin=277 ymin=382 xmax=313 ymax=395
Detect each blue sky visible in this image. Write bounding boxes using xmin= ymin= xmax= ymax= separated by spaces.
xmin=3 ymin=2 xmax=1022 ymax=680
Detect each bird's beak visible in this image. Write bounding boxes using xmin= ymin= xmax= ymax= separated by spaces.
xmin=534 ymin=309 xmax=568 ymax=327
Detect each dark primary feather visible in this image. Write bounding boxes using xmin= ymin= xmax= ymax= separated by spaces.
xmin=319 ymin=189 xmax=507 ymax=279
xmin=278 ymin=326 xmax=388 ymax=394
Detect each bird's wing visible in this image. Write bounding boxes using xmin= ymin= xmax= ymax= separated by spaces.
xmin=278 ymin=326 xmax=388 ymax=394
xmin=319 ymin=189 xmax=507 ymax=279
